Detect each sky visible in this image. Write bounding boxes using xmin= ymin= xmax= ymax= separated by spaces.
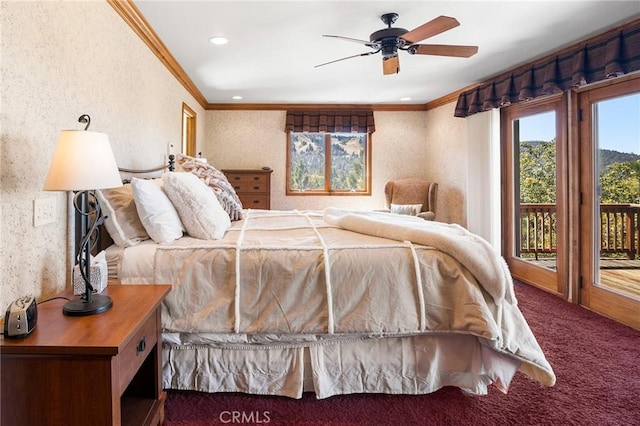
xmin=519 ymin=93 xmax=640 ymax=154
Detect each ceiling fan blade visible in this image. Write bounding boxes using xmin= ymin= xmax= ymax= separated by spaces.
xmin=322 ymin=34 xmax=379 ymax=48
xmin=401 ymin=16 xmax=460 ymax=44
xmin=315 ymin=51 xmax=379 ymax=68
xmin=382 ymin=55 xmax=400 ymax=75
xmin=411 ymin=44 xmax=478 ymax=57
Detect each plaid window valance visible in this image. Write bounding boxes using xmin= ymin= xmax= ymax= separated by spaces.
xmin=285 ymin=110 xmax=375 ymax=133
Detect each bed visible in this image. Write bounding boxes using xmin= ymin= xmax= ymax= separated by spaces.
xmin=95 ymin=154 xmax=555 ymax=399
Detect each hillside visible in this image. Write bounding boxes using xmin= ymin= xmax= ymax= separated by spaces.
xmin=600 ymin=149 xmax=640 ymax=168
xmin=522 ymin=141 xmax=639 ymax=168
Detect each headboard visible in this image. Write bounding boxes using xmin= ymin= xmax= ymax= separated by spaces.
xmin=79 ymin=155 xmax=175 ymax=259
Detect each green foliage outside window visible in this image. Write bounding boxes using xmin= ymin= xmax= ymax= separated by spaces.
xmin=599 ymin=160 xmax=640 ymax=203
xmin=519 ymin=141 xmax=557 ymax=203
xmin=518 ymin=139 xmax=640 ymax=259
xmin=289 ymin=132 xmax=368 ymax=194
xmin=519 ymin=140 xmax=640 ymax=204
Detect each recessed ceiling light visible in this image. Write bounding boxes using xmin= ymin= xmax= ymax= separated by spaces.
xmin=208 ymin=36 xmax=228 ymax=45
xmin=400 ymin=97 xmax=412 ymax=101
xmin=232 ymin=95 xmax=243 ymax=100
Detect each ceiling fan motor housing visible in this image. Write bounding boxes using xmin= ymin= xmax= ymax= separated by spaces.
xmin=369 ymin=27 xmax=409 ymax=58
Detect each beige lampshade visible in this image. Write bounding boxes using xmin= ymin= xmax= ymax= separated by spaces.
xmin=43 ymin=130 xmax=123 ymax=191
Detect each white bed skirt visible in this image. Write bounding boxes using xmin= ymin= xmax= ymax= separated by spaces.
xmin=162 ymin=333 xmax=520 ymax=399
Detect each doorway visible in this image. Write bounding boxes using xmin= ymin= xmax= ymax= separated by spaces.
xmin=182 ymin=102 xmax=197 ymax=157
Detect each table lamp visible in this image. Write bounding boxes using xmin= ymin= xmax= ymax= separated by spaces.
xmin=43 ymin=115 xmax=122 ymax=315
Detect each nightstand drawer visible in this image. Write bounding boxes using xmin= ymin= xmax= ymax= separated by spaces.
xmin=118 ymin=312 xmax=158 ymax=394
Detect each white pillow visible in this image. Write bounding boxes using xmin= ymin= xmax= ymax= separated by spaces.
xmin=390 ymin=203 xmax=423 ymax=216
xmin=97 ymin=185 xmax=149 ymax=247
xmin=131 ymin=177 xmax=184 ymax=243
xmin=163 ymin=172 xmax=231 ymax=240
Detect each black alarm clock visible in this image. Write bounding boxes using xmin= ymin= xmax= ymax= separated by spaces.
xmin=3 ymin=295 xmax=38 ymax=338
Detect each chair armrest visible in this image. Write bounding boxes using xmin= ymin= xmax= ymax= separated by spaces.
xmin=417 ymin=211 xmax=435 ymax=221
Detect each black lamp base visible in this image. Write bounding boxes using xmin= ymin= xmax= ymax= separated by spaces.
xmin=63 ymin=294 xmax=113 ymax=316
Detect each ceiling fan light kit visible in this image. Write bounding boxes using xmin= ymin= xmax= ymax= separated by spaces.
xmin=316 ymin=13 xmax=478 ymax=75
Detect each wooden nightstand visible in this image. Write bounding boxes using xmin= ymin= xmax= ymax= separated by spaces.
xmin=223 ymin=169 xmax=273 ymax=210
xmin=0 ymin=285 xmax=170 ymax=426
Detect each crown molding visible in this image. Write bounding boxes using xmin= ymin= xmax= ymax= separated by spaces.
xmin=107 ymin=0 xmax=208 ymax=108
xmin=206 ymin=103 xmax=428 ymax=111
xmin=424 ymin=87 xmax=471 ymax=111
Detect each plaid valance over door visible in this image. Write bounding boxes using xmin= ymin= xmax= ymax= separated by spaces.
xmin=455 ymin=19 xmax=640 ymax=118
xmin=284 ymin=110 xmax=375 ymax=133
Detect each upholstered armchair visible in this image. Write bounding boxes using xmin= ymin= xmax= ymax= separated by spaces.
xmin=384 ymin=179 xmax=438 ymax=220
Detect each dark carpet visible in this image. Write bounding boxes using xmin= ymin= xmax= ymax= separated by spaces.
xmin=164 ymin=281 xmax=640 ymax=425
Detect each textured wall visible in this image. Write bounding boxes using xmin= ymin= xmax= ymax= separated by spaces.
xmin=424 ymin=102 xmax=468 ymax=225
xmin=0 ymin=1 xmax=204 ymax=311
xmin=203 ymin=110 xmax=456 ymax=213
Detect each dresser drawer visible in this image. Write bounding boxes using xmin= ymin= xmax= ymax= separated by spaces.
xmin=118 ymin=312 xmax=158 ymax=394
xmin=227 ymin=174 xmax=267 ymax=192
xmin=227 ymin=173 xmax=267 ymax=184
xmin=223 ymin=169 xmax=272 ymax=210
xmin=232 ymin=182 xmax=268 ymax=193
xmin=240 ymin=194 xmax=269 ymax=209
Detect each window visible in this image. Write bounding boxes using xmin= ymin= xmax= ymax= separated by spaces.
xmin=287 ymin=132 xmax=371 ymax=195
xmin=181 ymin=102 xmax=196 ymax=156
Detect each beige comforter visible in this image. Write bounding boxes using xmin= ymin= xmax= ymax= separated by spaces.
xmin=154 ymin=209 xmax=555 ymax=388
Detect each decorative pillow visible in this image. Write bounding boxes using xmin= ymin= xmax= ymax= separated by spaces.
xmin=96 ymin=185 xmax=149 ymax=247
xmin=131 ymin=177 xmax=184 ymax=243
xmin=163 ymin=172 xmax=231 ymax=240
xmin=390 ymin=203 xmax=423 ymax=216
xmin=176 ymin=154 xmax=244 ymax=221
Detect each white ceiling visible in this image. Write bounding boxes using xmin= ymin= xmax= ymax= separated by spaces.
xmin=133 ymin=1 xmax=640 ymax=106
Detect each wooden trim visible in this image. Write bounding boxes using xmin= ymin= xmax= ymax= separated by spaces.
xmin=182 ymin=102 xmax=197 ymax=156
xmin=107 ymin=0 xmax=208 ymax=108
xmin=573 ymin=70 xmax=640 ymax=93
xmin=206 ymin=103 xmax=428 ymax=111
xmin=423 ymin=85 xmax=477 ymax=111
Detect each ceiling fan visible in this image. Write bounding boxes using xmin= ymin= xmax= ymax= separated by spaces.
xmin=315 ymin=13 xmax=478 ymax=75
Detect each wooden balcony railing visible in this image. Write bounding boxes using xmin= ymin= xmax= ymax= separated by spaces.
xmin=518 ymin=203 xmax=640 ymax=260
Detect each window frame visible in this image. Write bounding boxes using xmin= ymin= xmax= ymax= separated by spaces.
xmin=286 ymin=131 xmax=372 ymax=196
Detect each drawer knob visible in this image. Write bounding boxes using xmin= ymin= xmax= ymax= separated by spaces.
xmin=253 ymin=186 xmax=260 ymax=190
xmin=252 ymin=200 xmax=260 ymax=204
xmin=136 ymin=336 xmax=146 ymax=355
xmin=253 ymin=177 xmax=260 ymax=181
xmin=233 ymin=176 xmax=241 ymax=180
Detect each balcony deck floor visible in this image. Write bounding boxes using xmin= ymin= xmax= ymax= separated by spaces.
xmin=522 ymin=257 xmax=640 ymax=299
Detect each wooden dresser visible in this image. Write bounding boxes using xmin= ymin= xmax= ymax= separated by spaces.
xmin=223 ymin=169 xmax=273 ymax=210
xmin=0 ymin=285 xmax=171 ymax=426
